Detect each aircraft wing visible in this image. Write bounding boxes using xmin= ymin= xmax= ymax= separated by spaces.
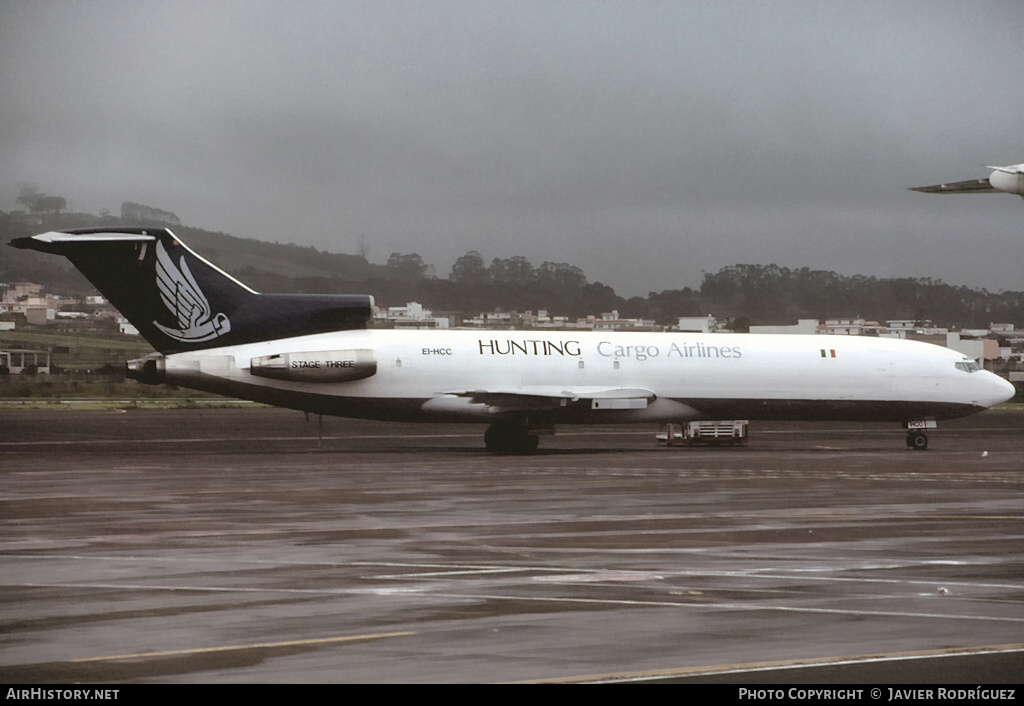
xmin=442 ymin=386 xmax=657 ymax=412
xmin=909 ymin=179 xmax=999 ymax=194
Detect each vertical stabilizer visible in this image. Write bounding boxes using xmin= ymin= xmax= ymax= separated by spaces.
xmin=10 ymin=228 xmax=372 ymax=353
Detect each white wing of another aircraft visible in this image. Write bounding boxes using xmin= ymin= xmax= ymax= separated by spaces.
xmin=910 ymin=163 xmax=1024 ymax=199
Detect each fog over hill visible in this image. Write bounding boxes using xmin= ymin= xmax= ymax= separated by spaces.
xmin=3 ymin=209 xmax=1022 ymax=329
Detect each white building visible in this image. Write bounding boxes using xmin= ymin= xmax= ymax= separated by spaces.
xmin=749 ymin=319 xmax=820 ymax=335
xmin=676 ymin=315 xmax=717 ymax=333
xmin=1 ymin=349 xmax=50 ymax=374
xmin=946 ymin=332 xmax=1000 ymax=366
xmin=583 ymin=310 xmax=658 ymax=332
xmin=117 ymin=317 xmax=140 ymax=336
xmin=374 ymin=302 xmax=449 ymax=329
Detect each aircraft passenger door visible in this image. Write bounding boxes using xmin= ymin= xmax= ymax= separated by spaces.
xmin=576 ymin=354 xmax=588 ymax=385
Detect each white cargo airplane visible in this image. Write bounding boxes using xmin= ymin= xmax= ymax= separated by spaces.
xmin=11 ymin=228 xmax=1015 ymax=453
xmin=910 ymin=163 xmax=1024 ymax=200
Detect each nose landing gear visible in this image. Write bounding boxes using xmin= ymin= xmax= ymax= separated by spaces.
xmin=906 ymin=430 xmax=928 ymax=451
xmin=905 ymin=420 xmax=936 ymax=451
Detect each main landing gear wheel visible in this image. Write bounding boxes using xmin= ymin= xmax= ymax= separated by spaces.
xmin=906 ymin=431 xmax=928 ymax=451
xmin=484 ymin=423 xmax=540 ymax=455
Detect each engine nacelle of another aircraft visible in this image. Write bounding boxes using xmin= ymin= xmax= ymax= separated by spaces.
xmin=989 ymin=167 xmax=1024 ymax=195
xmin=249 ymin=349 xmax=377 ymax=383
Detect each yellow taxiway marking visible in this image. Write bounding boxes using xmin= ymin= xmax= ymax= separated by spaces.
xmin=69 ymin=631 xmax=415 ymax=663
xmin=516 ymin=642 xmax=1024 ymax=683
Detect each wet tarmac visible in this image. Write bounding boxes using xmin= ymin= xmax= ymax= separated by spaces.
xmin=1 ymin=407 xmax=1022 ymax=683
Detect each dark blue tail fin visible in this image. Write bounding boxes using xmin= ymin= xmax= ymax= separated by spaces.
xmin=10 ymin=228 xmax=373 ymax=354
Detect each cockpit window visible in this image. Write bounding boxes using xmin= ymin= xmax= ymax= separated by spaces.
xmin=955 ymin=361 xmax=980 ymax=373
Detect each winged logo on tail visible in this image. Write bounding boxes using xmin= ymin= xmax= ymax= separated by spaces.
xmin=152 ymin=240 xmax=231 ymax=343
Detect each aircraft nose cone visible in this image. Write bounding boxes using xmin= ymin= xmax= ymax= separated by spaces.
xmin=991 ymin=374 xmax=1016 ymax=406
xmin=978 ymin=372 xmax=1016 ymax=408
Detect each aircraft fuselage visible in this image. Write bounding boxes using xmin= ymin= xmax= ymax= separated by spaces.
xmin=143 ymin=329 xmax=1013 ymax=425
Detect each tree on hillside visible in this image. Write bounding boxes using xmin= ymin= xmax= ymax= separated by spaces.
xmin=385 ymin=252 xmax=427 ymax=280
xmin=15 ymin=185 xmax=67 ymax=214
xmin=489 ymin=256 xmax=534 ymax=287
xmin=536 ymin=262 xmax=587 ymax=291
xmin=37 ymin=196 xmax=67 ymax=214
xmin=16 ymin=185 xmax=41 ymax=212
xmin=450 ymin=251 xmax=488 ymax=286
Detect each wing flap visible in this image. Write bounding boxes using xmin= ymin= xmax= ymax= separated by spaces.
xmin=442 ymin=386 xmax=657 ymax=412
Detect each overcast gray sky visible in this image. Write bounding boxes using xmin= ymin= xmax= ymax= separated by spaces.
xmin=2 ymin=1 xmax=1022 ymax=296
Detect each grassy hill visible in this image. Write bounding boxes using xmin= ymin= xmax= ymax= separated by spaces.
xmin=166 ymin=224 xmax=377 ymax=287
xmin=1 ymin=211 xmax=380 ymax=295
